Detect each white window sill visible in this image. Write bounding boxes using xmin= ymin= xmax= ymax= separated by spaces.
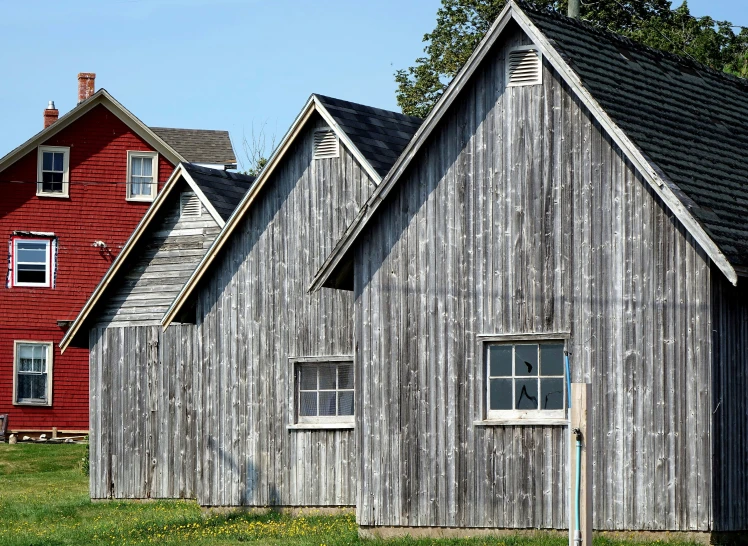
xmin=474 ymin=419 xmax=569 ymax=427
xmin=13 ymin=401 xmax=51 ymax=407
xmin=126 ymin=196 xmax=155 ymax=203
xmin=287 ymin=423 xmax=354 ymax=431
xmin=36 ymin=192 xmax=69 ymax=199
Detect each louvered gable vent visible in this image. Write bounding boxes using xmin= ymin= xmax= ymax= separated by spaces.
xmin=507 ymin=46 xmax=542 ymax=87
xmin=180 ymin=192 xmax=201 ymax=219
xmin=313 ymin=129 xmax=339 ymax=159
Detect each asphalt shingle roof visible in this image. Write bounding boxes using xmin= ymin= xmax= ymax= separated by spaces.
xmin=521 ymin=2 xmax=748 ymax=267
xmin=151 ymin=128 xmax=237 ymax=166
xmin=182 ymin=163 xmax=254 ymax=221
xmin=314 ymin=94 xmax=423 ymax=178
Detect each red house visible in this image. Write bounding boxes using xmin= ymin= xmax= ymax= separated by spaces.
xmin=0 ymin=73 xmax=236 ymax=437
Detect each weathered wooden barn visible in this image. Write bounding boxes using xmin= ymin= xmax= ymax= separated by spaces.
xmin=159 ymin=95 xmax=421 ymax=507
xmin=309 ymin=1 xmax=748 ymax=538
xmin=61 ymin=163 xmax=254 ymax=499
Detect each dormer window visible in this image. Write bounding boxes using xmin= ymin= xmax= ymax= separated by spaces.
xmin=127 ymin=151 xmax=158 ymax=202
xmin=37 ymin=146 xmax=70 ymax=197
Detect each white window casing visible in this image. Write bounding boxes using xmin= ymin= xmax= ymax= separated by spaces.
xmin=483 ymin=338 xmax=567 ymax=423
xmin=506 ymin=45 xmax=543 ymax=87
xmin=313 ymin=129 xmax=339 ymax=160
xmin=37 ymin=146 xmax=70 ymax=198
xmin=12 ymin=237 xmax=53 ymax=288
xmin=13 ymin=341 xmax=53 ymax=406
xmin=289 ymin=357 xmax=354 ymax=428
xmin=126 ymin=151 xmax=158 ymax=202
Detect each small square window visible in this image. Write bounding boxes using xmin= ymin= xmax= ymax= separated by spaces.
xmin=13 ymin=341 xmax=53 ymax=406
xmin=12 ymin=237 xmax=54 ymax=288
xmin=295 ymin=361 xmax=354 ymax=424
xmin=37 ymin=146 xmax=70 ymax=197
xmin=127 ymin=151 xmax=158 ymax=201
xmin=486 ymin=341 xmax=566 ymax=420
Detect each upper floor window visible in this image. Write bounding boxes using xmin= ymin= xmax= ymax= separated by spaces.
xmin=295 ymin=360 xmax=354 ymax=425
xmin=485 ymin=340 xmax=566 ymax=421
xmin=12 ymin=237 xmax=54 ymax=288
xmin=127 ymin=151 xmax=158 ymax=202
xmin=37 ymin=146 xmax=70 ymax=197
xmin=14 ymin=341 xmax=53 ymax=406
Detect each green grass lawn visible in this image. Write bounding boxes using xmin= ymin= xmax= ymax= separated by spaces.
xmin=0 ymin=443 xmax=700 ymax=546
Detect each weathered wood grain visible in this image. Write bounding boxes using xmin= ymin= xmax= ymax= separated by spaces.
xmin=351 ymin=26 xmax=713 ymax=531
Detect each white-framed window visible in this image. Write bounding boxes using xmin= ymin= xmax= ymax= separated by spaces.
xmin=37 ymin=146 xmax=70 ymax=197
xmin=13 ymin=341 xmax=53 ymax=406
xmin=126 ymin=151 xmax=158 ymax=201
xmin=294 ymin=359 xmax=354 ymax=425
xmin=485 ymin=340 xmax=566 ymax=421
xmin=12 ymin=237 xmax=53 ymax=288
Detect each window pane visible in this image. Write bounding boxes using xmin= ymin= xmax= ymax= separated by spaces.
xmin=515 ymin=344 xmax=538 ymax=376
xmin=17 ymin=266 xmax=47 ymax=284
xmin=299 ymin=392 xmax=317 ymax=416
xmin=17 ymin=374 xmax=46 ymax=402
xmin=17 ymin=243 xmax=47 ymax=263
xmin=319 ymin=364 xmax=336 ymax=389
xmin=338 ymin=364 xmax=354 ymax=389
xmin=515 ymin=379 xmax=539 ymax=410
xmin=319 ymin=391 xmax=337 ymax=416
xmin=489 ymin=378 xmax=512 ymax=410
xmin=540 ymin=344 xmax=565 ymax=376
xmin=131 ymin=157 xmax=143 ymax=176
xmin=541 ymin=378 xmax=564 ymax=410
xmin=52 ymin=152 xmax=64 ymax=172
xmin=42 ymin=171 xmax=64 ymax=183
xmin=489 ymin=345 xmax=512 ymax=377
xmin=299 ymin=366 xmax=317 ymax=390
xmin=140 ymin=157 xmax=153 ymax=176
xmin=42 ymin=181 xmax=63 ymax=192
xmin=338 ymin=392 xmax=354 ymax=416
xmin=42 ymin=152 xmax=53 ymax=171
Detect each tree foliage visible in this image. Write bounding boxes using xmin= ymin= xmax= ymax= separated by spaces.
xmin=396 ymin=0 xmax=748 ymax=117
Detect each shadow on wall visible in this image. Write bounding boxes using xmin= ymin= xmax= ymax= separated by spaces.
xmin=206 ymin=435 xmax=280 ymax=506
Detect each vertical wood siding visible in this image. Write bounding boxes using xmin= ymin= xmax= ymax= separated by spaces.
xmin=711 ymin=271 xmax=748 ymax=531
xmin=353 ymin=24 xmax=712 ymax=531
xmin=89 ymin=324 xmax=197 ymax=499
xmin=194 ymin=116 xmax=375 ymax=506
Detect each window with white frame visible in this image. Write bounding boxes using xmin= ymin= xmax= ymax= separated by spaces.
xmin=127 ymin=151 xmax=158 ymax=201
xmin=14 ymin=341 xmax=53 ymax=406
xmin=37 ymin=146 xmax=70 ymax=197
xmin=486 ymin=341 xmax=566 ymax=420
xmin=13 ymin=238 xmax=53 ymax=287
xmin=296 ymin=361 xmax=354 ymax=424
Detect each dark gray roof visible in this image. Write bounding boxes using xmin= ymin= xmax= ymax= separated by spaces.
xmin=522 ymin=3 xmax=748 ymax=267
xmin=314 ymin=94 xmax=423 ymax=178
xmin=182 ymin=163 xmax=254 ymax=221
xmin=151 ymin=127 xmax=236 ymax=166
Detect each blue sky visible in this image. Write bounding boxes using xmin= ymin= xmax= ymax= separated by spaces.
xmin=0 ymin=0 xmax=744 ymax=169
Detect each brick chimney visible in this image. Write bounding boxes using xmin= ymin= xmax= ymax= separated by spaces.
xmin=77 ymin=72 xmax=96 ymax=103
xmin=43 ymin=101 xmax=59 ymax=128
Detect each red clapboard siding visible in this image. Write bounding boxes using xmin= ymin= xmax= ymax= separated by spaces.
xmin=0 ymin=103 xmax=173 ymax=431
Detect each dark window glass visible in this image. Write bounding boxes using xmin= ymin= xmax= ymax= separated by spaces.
xmin=489 ymin=378 xmax=512 ymax=410
xmin=515 ymin=379 xmax=539 ymax=410
xmin=515 ymin=344 xmax=538 ymax=376
xmin=489 ymin=345 xmax=512 ymax=377
xmin=540 ymin=344 xmax=565 ymax=376
xmin=541 ymin=378 xmax=564 ymax=410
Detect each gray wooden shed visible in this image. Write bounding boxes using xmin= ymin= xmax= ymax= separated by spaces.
xmin=61 ymin=163 xmax=254 ymax=499
xmin=160 ymin=95 xmax=422 ymax=507
xmin=311 ymin=1 xmax=748 ymax=539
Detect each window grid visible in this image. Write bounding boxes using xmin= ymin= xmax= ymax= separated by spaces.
xmin=15 ymin=342 xmax=51 ymax=405
xmin=486 ymin=342 xmax=566 ymax=420
xmin=127 ymin=151 xmax=158 ymax=201
xmin=41 ymin=151 xmax=65 ymax=193
xmin=297 ymin=362 xmax=354 ymax=423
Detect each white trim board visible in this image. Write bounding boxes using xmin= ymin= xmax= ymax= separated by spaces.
xmin=309 ymin=0 xmax=738 ymax=291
